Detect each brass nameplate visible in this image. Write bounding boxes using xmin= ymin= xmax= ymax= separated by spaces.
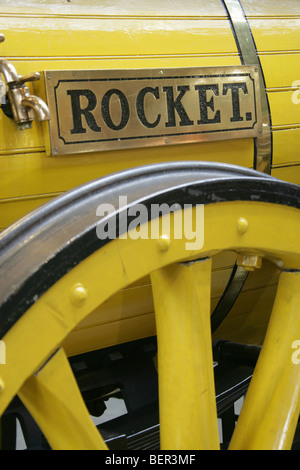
xmin=44 ymin=66 xmax=262 ymax=155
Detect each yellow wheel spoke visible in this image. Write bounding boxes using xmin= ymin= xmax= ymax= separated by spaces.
xmin=18 ymin=348 xmax=107 ymax=450
xmin=229 ymin=272 xmax=300 ymax=450
xmin=151 ymin=258 xmax=220 ymax=450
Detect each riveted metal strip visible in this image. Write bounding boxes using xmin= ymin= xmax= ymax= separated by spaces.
xmin=222 ymin=0 xmax=272 ymax=175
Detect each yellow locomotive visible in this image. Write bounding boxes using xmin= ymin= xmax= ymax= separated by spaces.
xmin=0 ymin=0 xmax=299 ymax=450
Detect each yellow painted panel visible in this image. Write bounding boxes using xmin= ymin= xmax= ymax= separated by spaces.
xmin=0 ymin=18 xmax=236 ymax=59
xmin=260 ymin=54 xmax=300 ymax=89
xmin=213 ymin=262 xmax=280 ymax=344
xmin=7 ymin=56 xmax=241 ymax=74
xmin=249 ymin=18 xmax=300 ymax=52
xmin=223 ymin=284 xmax=278 ymax=322
xmin=63 ymin=311 xmax=157 ymax=357
xmin=240 ymin=259 xmax=280 ymax=291
xmin=242 ymin=0 xmax=300 ymax=17
xmin=1 ymin=54 xmax=242 ymax=93
xmin=268 ymin=90 xmax=300 ymax=126
xmin=211 ymin=250 xmax=237 ymax=270
xmin=0 ymin=138 xmax=254 ymax=200
xmin=213 ymin=307 xmax=272 ymax=346
xmin=213 ymin=260 xmax=280 ymax=344
xmin=0 ymin=195 xmax=56 ymax=230
xmin=0 ymin=0 xmax=227 ymax=18
xmin=0 ymin=113 xmax=44 ymax=153
xmin=271 ymin=164 xmax=300 ymax=185
xmin=272 ymin=128 xmax=300 ymax=165
xmin=74 ymin=285 xmax=155 ymax=330
xmin=0 ymin=134 xmax=254 ymax=229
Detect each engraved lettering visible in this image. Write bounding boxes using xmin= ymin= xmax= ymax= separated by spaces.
xmin=195 ymin=84 xmax=221 ymax=125
xmin=163 ymin=85 xmax=194 ymax=127
xmin=101 ymin=89 xmax=130 ymax=130
xmin=136 ymin=86 xmax=161 ymax=128
xmin=67 ymin=89 xmax=101 ymax=134
xmin=222 ymin=82 xmax=249 ymax=122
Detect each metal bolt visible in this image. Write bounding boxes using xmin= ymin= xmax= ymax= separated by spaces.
xmin=237 ymin=217 xmax=248 ymax=235
xmin=70 ymin=283 xmax=88 ymax=306
xmin=237 ymin=254 xmax=262 ymax=271
xmin=158 ymin=234 xmax=170 ymax=252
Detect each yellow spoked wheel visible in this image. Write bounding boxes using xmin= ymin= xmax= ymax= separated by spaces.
xmin=0 ymin=162 xmax=299 ymax=450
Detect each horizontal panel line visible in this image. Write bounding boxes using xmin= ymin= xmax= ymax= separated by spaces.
xmin=73 ymin=285 xmax=278 ymax=331
xmin=72 ymin=310 xmax=155 ymax=332
xmin=2 ymin=51 xmax=299 ymax=62
xmin=247 ymin=15 xmax=300 ymax=20
xmin=0 ymin=128 xmax=299 ymax=156
xmin=2 ymin=53 xmax=240 ymax=61
xmin=0 ymin=13 xmax=299 ymax=20
xmin=0 ymin=147 xmax=44 ymax=157
xmin=120 ymin=265 xmax=236 ymax=291
xmin=272 ymin=124 xmax=300 ymax=131
xmin=272 ymin=162 xmax=300 ymax=169
xmin=1 ymin=130 xmax=299 ymax=155
xmin=248 ymin=15 xmax=300 ymax=19
xmin=235 ymin=284 xmax=278 ymax=295
xmin=267 ymin=87 xmax=300 ymax=93
xmin=258 ymin=50 xmax=300 ymax=55
xmin=221 ymin=307 xmax=273 ymax=321
xmin=0 ymin=14 xmax=228 ymax=20
xmin=0 ymin=192 xmax=62 ymax=204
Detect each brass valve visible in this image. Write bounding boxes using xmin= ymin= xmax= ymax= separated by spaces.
xmin=0 ymin=33 xmax=50 ymax=130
